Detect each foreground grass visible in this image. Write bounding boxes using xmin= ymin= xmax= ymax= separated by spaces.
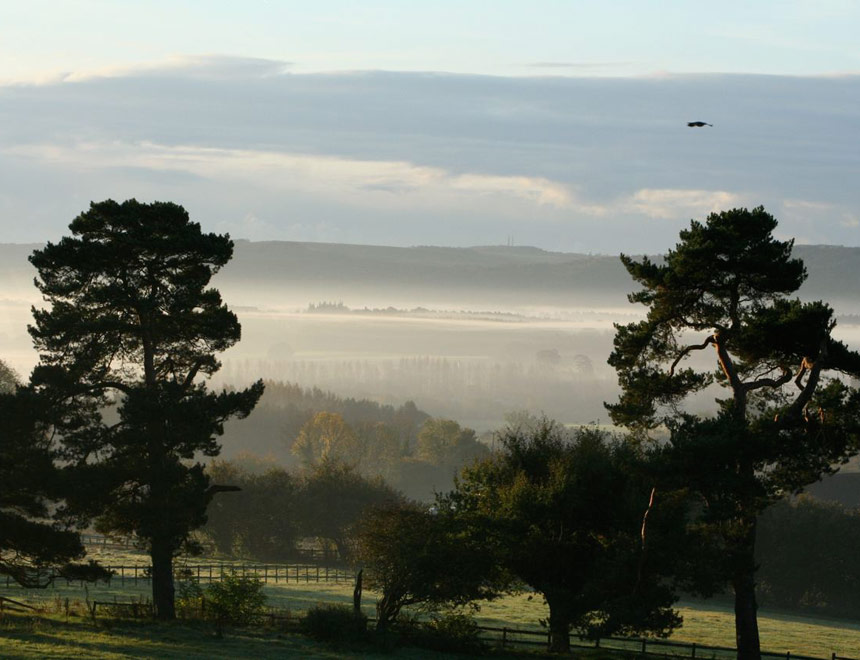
xmin=0 ymin=612 xmax=468 ymax=660
xmin=5 ymin=580 xmax=859 ymax=658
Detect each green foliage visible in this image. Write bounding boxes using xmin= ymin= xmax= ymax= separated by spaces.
xmin=302 ymin=603 xmax=368 ymax=643
xmin=757 ymin=496 xmax=860 ymax=617
xmin=205 ymin=572 xmax=267 ymax=626
xmin=175 ymin=573 xmax=267 ymax=625
xmin=450 ymin=419 xmax=681 ymax=652
xmin=204 ymin=461 xmax=299 ymax=560
xmin=298 ymin=460 xmax=403 ymax=562
xmin=175 ymin=579 xmax=205 ymax=618
xmin=416 ymin=418 xmax=489 ymax=467
xmin=0 ymin=359 xmax=19 ymax=393
xmin=0 ymin=383 xmax=110 ymax=587
xmin=607 ymin=206 xmax=860 ymax=657
xmin=416 ymin=611 xmax=486 ymax=654
xmin=292 ymin=412 xmax=361 ymax=468
xmin=27 ymin=199 xmax=264 ymax=618
xmin=355 ymin=501 xmax=507 ymax=632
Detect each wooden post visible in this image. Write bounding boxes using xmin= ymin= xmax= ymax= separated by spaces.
xmin=641 ymin=639 xmax=647 ymax=655
xmin=502 ymin=627 xmax=507 ymax=648
xmin=691 ymin=642 xmax=697 ymax=658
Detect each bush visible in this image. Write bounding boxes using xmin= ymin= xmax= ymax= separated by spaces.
xmin=302 ymin=603 xmax=368 ymax=643
xmin=417 ymin=611 xmax=486 ymax=654
xmin=205 ymin=572 xmax=267 ymax=625
xmin=176 ymin=580 xmax=205 ymax=619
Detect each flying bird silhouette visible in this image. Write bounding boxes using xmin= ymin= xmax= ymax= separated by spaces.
xmin=687 ymin=121 xmax=713 ymax=127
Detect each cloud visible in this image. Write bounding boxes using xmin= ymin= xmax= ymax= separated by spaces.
xmin=9 ymin=55 xmax=294 ymax=86
xmin=4 ymin=140 xmax=580 ymax=214
xmin=627 ymin=189 xmax=743 ymax=220
xmin=524 ymin=62 xmax=632 ymax=70
xmin=2 ymin=59 xmax=860 ymax=251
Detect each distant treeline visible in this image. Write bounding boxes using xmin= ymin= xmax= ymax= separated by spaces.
xmin=305 ymin=300 xmax=535 ymax=321
xmin=219 ymin=381 xmax=490 ymax=500
xmin=756 ymin=496 xmax=860 ymax=618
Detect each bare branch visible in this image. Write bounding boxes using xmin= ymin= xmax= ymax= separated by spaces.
xmin=781 ymin=344 xmax=828 ymax=425
xmin=743 ymin=367 xmax=793 ymax=393
xmin=181 ymin=358 xmax=205 ymax=391
xmin=669 ymin=335 xmax=716 ymax=376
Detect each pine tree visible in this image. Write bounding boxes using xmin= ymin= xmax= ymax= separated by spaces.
xmin=607 ymin=207 xmax=860 ymax=659
xmin=29 ymin=199 xmax=263 ymax=619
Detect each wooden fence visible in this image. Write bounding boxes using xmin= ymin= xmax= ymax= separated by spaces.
xmin=80 ymin=533 xmax=339 ymax=564
xmin=99 ymin=563 xmax=354 ymax=586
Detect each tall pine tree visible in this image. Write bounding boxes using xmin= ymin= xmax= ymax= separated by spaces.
xmin=607 ymin=207 xmax=860 ymax=659
xmin=29 ymin=199 xmax=263 ymax=618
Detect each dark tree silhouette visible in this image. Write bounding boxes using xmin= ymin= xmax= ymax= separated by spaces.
xmin=355 ymin=501 xmax=507 ymax=633
xmin=607 ymin=207 xmax=860 ymax=659
xmin=450 ymin=421 xmax=681 ymax=652
xmin=0 ymin=378 xmax=99 ymax=587
xmin=28 ymin=199 xmax=263 ymax=619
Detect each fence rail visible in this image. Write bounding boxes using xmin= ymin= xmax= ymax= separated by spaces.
xmin=103 ymin=563 xmax=354 ymax=585
xmin=79 ymin=533 xmax=340 ymax=564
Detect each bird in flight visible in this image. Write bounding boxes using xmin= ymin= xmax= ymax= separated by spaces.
xmin=687 ymin=121 xmax=713 ymax=127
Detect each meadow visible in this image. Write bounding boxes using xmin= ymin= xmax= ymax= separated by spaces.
xmin=3 ymin=550 xmax=859 ymax=659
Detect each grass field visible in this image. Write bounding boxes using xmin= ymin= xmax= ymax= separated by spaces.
xmin=0 ymin=611 xmax=462 ymax=660
xmin=3 ymin=541 xmax=859 ymax=659
xmin=4 ymin=576 xmax=859 ymax=658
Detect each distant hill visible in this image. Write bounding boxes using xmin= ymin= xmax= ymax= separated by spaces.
xmin=4 ymin=240 xmax=860 ymax=309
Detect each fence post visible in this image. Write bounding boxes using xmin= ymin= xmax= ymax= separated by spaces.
xmin=121 ymin=566 xmax=125 ymax=585
xmin=502 ymin=627 xmax=507 ymax=648
xmin=692 ymin=642 xmax=697 ymax=658
xmin=641 ymin=639 xmax=647 ymax=655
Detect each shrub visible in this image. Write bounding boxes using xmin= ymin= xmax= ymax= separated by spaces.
xmin=302 ymin=603 xmax=368 ymax=643
xmin=175 ymin=580 xmax=205 ymax=619
xmin=418 ymin=611 xmax=486 ymax=654
xmin=205 ymin=572 xmax=267 ymax=625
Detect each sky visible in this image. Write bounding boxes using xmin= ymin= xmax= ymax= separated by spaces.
xmin=1 ymin=0 xmax=859 ymax=253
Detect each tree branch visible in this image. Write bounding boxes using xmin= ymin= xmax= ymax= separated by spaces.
xmin=181 ymin=359 xmax=205 ymax=391
xmin=781 ymin=343 xmax=828 ymax=425
xmin=81 ymin=381 xmax=133 ymax=395
xmin=669 ymin=335 xmax=716 ymax=376
xmin=743 ymin=367 xmax=793 ymax=393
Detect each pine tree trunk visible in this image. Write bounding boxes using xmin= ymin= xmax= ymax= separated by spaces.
xmin=733 ymin=518 xmax=761 ymax=660
xmin=151 ymin=542 xmax=176 ymax=620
